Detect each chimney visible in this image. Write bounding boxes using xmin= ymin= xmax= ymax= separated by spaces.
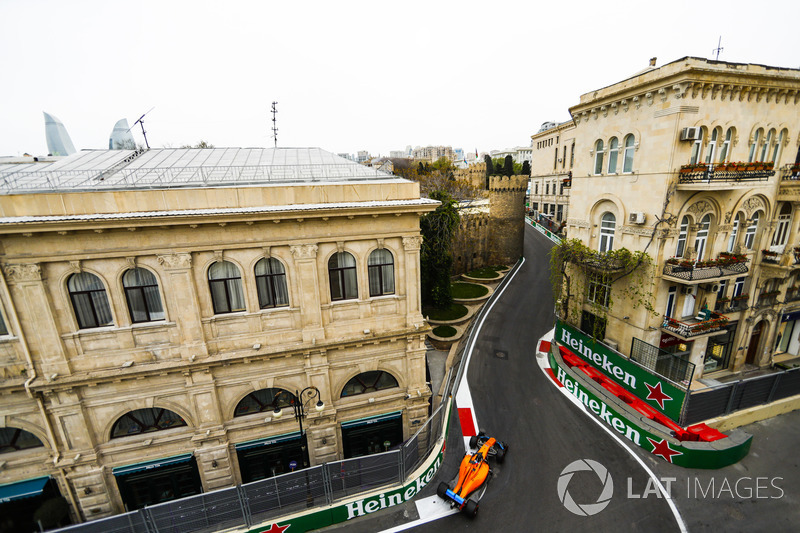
xmin=649 ymin=57 xmax=657 ymax=67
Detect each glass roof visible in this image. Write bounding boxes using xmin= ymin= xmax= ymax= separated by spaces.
xmin=0 ymin=147 xmax=396 ymax=194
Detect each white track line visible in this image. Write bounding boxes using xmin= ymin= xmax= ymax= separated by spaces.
xmin=378 ymin=259 xmax=526 ymax=532
xmin=535 ymin=338 xmax=688 ymax=533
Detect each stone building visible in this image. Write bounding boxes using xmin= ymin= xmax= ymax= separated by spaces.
xmin=557 ymin=56 xmax=800 ymax=382
xmin=529 ymin=121 xmax=575 ymax=227
xmin=0 ymin=147 xmax=438 ymax=526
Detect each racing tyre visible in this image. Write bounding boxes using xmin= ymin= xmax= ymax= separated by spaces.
xmin=496 ymin=447 xmax=506 ymax=464
xmin=464 ymin=499 xmax=479 ymax=518
xmin=437 ymin=482 xmax=449 ymax=500
xmin=469 ymin=435 xmax=478 ymax=449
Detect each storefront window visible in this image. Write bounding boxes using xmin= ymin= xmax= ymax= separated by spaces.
xmin=705 ymin=323 xmax=738 ymax=373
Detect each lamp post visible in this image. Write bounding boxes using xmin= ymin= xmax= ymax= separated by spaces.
xmin=273 ymin=386 xmax=324 ymax=467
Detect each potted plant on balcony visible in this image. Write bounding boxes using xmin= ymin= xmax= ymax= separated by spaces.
xmin=666 ymin=257 xmax=679 ymax=265
xmin=765 ymin=161 xmax=774 ymax=171
xmin=762 ymin=249 xmax=778 ymax=258
xmin=733 ymin=293 xmax=749 ymax=301
xmin=717 ymin=296 xmax=730 ymax=304
xmin=679 ymin=164 xmax=694 ymax=174
xmin=791 ymin=163 xmax=800 ymax=173
xmin=679 ymin=260 xmax=693 ymax=268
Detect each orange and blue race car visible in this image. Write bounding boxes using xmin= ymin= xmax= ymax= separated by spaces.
xmin=437 ymin=432 xmax=507 ymax=518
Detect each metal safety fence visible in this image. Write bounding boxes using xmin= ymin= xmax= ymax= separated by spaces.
xmin=630 ymin=337 xmax=695 ymax=386
xmin=681 ymin=367 xmax=800 ymax=426
xmin=52 ymin=404 xmax=447 ymax=533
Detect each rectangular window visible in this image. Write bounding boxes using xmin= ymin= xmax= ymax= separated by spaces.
xmin=0 ymin=307 xmax=7 ymax=336
xmin=557 ymin=204 xmax=564 ymax=221
xmin=587 ymin=274 xmax=611 ymax=308
xmin=733 ymin=277 xmax=745 ymax=298
xmin=546 ymin=183 xmax=549 ymax=195
xmin=665 ymin=286 xmax=677 ymax=318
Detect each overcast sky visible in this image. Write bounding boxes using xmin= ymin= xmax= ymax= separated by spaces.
xmin=2 ymin=0 xmax=798 ymax=158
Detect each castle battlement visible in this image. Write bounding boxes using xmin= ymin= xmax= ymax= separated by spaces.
xmin=489 ymin=175 xmax=528 ymax=192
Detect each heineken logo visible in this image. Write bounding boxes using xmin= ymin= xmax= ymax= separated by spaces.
xmin=345 ymin=456 xmax=442 ymax=520
xmin=559 ymin=328 xmax=637 ymax=388
xmin=645 ymin=382 xmax=673 ymax=409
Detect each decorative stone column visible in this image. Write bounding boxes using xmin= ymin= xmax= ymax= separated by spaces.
xmin=157 ymin=253 xmax=208 ymax=360
xmin=290 ymin=244 xmax=325 ymax=343
xmin=402 ymin=236 xmax=423 ymax=327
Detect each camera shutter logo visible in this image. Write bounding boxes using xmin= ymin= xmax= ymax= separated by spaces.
xmin=557 ymin=459 xmax=614 ymax=516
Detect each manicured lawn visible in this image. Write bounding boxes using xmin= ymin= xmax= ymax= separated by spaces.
xmin=432 ymin=325 xmax=457 ymax=338
xmin=451 ymin=282 xmax=489 ymax=299
xmin=466 ymin=266 xmax=503 ymax=278
xmin=423 ymin=304 xmax=468 ymax=321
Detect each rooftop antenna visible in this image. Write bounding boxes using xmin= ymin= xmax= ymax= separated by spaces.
xmin=128 ymin=107 xmax=154 ymax=149
xmin=713 ymin=36 xmax=724 ymax=61
xmin=271 ymin=101 xmax=278 ymax=148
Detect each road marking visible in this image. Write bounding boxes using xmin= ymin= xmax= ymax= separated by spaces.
xmin=536 ymin=335 xmax=689 ymax=533
xmin=455 ymin=258 xmax=525 ymax=449
xmin=376 ymin=496 xmax=458 ymax=533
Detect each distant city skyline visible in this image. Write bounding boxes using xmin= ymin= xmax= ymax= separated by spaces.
xmin=1 ymin=1 xmax=798 ymax=158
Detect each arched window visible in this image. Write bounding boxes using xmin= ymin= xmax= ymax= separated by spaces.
xmin=255 ymin=258 xmax=289 ymax=309
xmin=690 ymin=128 xmax=704 ymax=165
xmin=341 ymin=371 xmax=399 ymax=397
xmin=110 ymin=408 xmax=187 ymax=438
xmin=719 ymin=128 xmax=733 ymax=163
xmin=728 ymin=213 xmax=742 ymax=252
xmin=773 ymin=203 xmax=792 ymax=247
xmin=622 ymin=134 xmax=635 ymax=173
xmin=208 ymin=261 xmax=245 ymax=314
xmin=368 ymin=249 xmax=395 ymax=297
xmin=676 ymin=216 xmax=689 ymax=257
xmin=599 ymin=213 xmax=616 ymax=253
xmin=744 ymin=212 xmax=760 ymax=249
xmin=123 ymin=268 xmax=164 ymax=323
xmin=694 ymin=215 xmax=711 ymax=261
xmin=234 ymin=388 xmax=296 ymax=417
xmin=0 ymin=427 xmax=44 ymax=453
xmin=593 ymin=140 xmax=604 ymax=175
xmin=607 ymin=137 xmax=619 ymax=174
xmin=760 ymin=129 xmax=775 ymax=162
xmin=329 ymin=252 xmax=357 ymax=301
xmin=771 ymin=129 xmax=787 ymax=164
xmin=705 ymin=128 xmax=721 ymax=164
xmin=748 ymin=129 xmax=763 ymax=162
xmin=68 ymin=272 xmax=113 ymax=329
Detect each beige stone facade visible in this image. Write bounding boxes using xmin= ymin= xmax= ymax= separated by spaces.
xmin=555 ymin=57 xmax=800 ymax=382
xmin=0 ymin=148 xmax=438 ymax=523
xmin=529 ymin=121 xmax=575 ymax=226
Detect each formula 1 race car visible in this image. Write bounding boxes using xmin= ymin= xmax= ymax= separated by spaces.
xmin=437 ymin=433 xmax=508 ymax=518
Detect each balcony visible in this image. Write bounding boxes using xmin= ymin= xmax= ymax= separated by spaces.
xmin=778 ymin=166 xmax=800 ymax=201
xmin=677 ymin=162 xmax=774 ymax=190
xmin=754 ymin=291 xmax=781 ymax=309
xmin=785 ymin=288 xmax=800 ymax=304
xmin=662 ymin=253 xmax=749 ymax=284
xmin=715 ymin=297 xmax=749 ymax=314
xmin=758 ymin=248 xmax=800 ymax=279
xmin=661 ymin=311 xmax=730 ymax=341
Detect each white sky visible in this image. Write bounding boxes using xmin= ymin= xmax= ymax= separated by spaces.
xmin=2 ymin=0 xmax=799 ymax=158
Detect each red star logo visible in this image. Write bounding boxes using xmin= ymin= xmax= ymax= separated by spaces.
xmin=647 ymin=437 xmax=682 ymax=463
xmin=645 ymin=382 xmax=673 ymax=410
xmin=262 ymin=524 xmax=290 ymax=533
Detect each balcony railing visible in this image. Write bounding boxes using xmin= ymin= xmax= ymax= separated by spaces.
xmin=663 ymin=255 xmax=749 ymax=282
xmin=780 ymin=166 xmax=800 ymax=180
xmin=662 ymin=312 xmax=729 ymax=339
xmin=678 ymin=162 xmax=775 ymax=184
xmin=715 ymin=298 xmax=749 ymax=313
xmin=785 ymin=289 xmax=800 ymax=303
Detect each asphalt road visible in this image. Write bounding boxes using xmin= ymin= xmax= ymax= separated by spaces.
xmin=325 ymin=224 xmax=800 ymax=532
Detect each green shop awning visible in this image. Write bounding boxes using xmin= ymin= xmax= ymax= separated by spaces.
xmin=112 ymin=453 xmax=193 ymax=477
xmin=0 ymin=476 xmax=50 ymax=503
xmin=341 ymin=411 xmax=402 ymax=429
xmin=235 ymin=432 xmax=301 ymax=451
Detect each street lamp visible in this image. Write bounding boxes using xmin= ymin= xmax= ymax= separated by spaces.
xmin=272 ymin=386 xmax=324 ymax=467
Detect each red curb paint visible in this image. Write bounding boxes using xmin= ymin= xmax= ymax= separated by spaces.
xmin=458 ymin=407 xmax=477 ymax=437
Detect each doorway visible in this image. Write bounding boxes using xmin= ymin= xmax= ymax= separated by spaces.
xmin=746 ymin=321 xmax=765 ymax=365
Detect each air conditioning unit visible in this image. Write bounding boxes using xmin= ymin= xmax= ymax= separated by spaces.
xmin=628 ymin=212 xmax=646 ymax=224
xmin=680 ymin=127 xmax=701 ymax=141
xmin=681 ymin=287 xmax=693 ymax=294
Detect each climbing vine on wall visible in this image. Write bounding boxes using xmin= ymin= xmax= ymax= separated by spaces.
xmin=549 ymin=239 xmax=657 ymax=339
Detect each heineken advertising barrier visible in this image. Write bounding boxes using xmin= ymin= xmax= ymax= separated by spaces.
xmin=247 ymin=400 xmax=452 ymax=533
xmin=548 ymin=350 xmax=752 ymax=469
xmin=555 ymin=320 xmax=686 ymax=422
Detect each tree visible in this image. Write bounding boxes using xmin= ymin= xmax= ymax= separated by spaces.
xmin=180 ymin=140 xmax=215 ymax=149
xmin=522 ymin=160 xmax=531 ymax=175
xmin=484 ymin=155 xmax=493 ymax=188
xmin=420 ymin=190 xmax=460 ymax=309
xmin=503 ymin=155 xmax=514 ymax=176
